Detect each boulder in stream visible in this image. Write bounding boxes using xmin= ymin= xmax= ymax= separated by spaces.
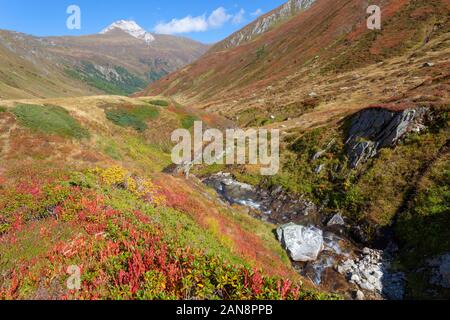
xmin=277 ymin=223 xmax=324 ymax=262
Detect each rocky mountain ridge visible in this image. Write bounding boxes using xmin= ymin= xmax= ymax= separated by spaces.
xmin=210 ymin=0 xmax=316 ymax=51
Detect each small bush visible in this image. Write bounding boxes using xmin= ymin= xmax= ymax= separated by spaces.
xmin=181 ymin=115 xmax=199 ymax=129
xmin=256 ymin=46 xmax=266 ymax=59
xmin=0 ymin=106 xmax=6 ymax=113
xmin=105 ymin=104 xmax=159 ymax=132
xmin=11 ymin=104 xmax=89 ymax=139
xmin=149 ymin=100 xmax=169 ymax=107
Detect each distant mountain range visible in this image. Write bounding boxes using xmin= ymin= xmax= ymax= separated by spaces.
xmin=0 ymin=20 xmax=209 ymax=99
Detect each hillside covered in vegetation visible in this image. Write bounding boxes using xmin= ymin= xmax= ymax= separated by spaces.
xmin=0 ymin=96 xmax=339 ymax=300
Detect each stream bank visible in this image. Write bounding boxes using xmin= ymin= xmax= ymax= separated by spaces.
xmin=203 ymin=172 xmax=406 ymax=300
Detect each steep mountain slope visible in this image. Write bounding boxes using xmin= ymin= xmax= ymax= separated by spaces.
xmin=0 ymin=31 xmax=98 ymax=99
xmin=143 ymin=0 xmax=449 ymax=118
xmin=0 ymin=21 xmax=209 ymax=99
xmin=210 ymin=0 xmax=316 ymax=51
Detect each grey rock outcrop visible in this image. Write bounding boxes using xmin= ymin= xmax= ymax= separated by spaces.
xmin=346 ymin=107 xmax=429 ymax=168
xmin=277 ymin=223 xmax=324 ymax=262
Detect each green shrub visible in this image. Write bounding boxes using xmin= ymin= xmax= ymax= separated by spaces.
xmin=148 ymin=99 xmax=169 ymax=107
xmin=181 ymin=115 xmax=199 ymax=129
xmin=256 ymin=46 xmax=266 ymax=59
xmin=11 ymin=104 xmax=89 ymax=139
xmin=131 ymin=105 xmax=160 ymax=120
xmin=0 ymin=106 xmax=6 ymax=113
xmin=105 ymin=105 xmax=159 ymax=132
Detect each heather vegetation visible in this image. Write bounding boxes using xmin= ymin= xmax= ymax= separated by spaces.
xmin=1 ymin=0 xmax=449 ymax=301
xmin=0 ymin=165 xmax=336 ymax=300
xmin=0 ymin=95 xmax=337 ymax=300
xmin=321 ymin=0 xmax=449 ymax=74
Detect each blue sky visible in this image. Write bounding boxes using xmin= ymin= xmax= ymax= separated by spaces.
xmin=0 ymin=0 xmax=286 ymax=43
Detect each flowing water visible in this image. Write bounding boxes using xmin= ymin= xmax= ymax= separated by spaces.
xmin=203 ymin=173 xmax=406 ymax=299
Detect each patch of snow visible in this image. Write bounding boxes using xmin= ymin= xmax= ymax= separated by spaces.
xmin=100 ymin=20 xmax=155 ymax=44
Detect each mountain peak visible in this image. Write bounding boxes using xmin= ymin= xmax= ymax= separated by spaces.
xmin=100 ymin=20 xmax=155 ymax=44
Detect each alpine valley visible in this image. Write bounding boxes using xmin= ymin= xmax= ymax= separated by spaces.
xmin=0 ymin=0 xmax=448 ymax=301
xmin=0 ymin=20 xmax=209 ymax=99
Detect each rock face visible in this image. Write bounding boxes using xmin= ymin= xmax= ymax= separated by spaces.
xmin=428 ymin=253 xmax=450 ymax=288
xmin=346 ymin=107 xmax=429 ymax=168
xmin=277 ymin=223 xmax=324 ymax=262
xmin=337 ymin=247 xmax=405 ymax=300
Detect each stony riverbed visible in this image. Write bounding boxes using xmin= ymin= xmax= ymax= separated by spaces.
xmin=203 ymin=172 xmax=406 ymax=300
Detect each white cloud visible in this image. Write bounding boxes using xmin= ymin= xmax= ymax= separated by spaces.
xmin=154 ymin=7 xmax=246 ymax=35
xmin=154 ymin=15 xmax=208 ymax=34
xmin=207 ymin=7 xmax=232 ymax=28
xmin=232 ymin=9 xmax=246 ymax=25
xmin=251 ymin=8 xmax=263 ymax=17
